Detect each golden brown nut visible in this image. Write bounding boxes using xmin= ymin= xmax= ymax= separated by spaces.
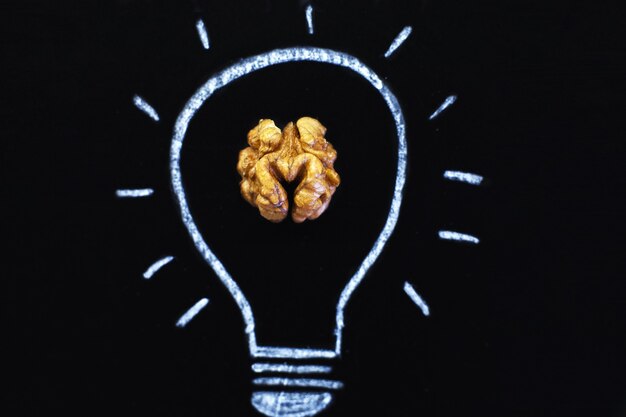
xmin=237 ymin=117 xmax=340 ymax=223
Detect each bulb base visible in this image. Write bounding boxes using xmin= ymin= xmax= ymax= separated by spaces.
xmin=250 ymin=353 xmax=341 ymax=417
xmin=251 ymin=391 xmax=333 ymax=417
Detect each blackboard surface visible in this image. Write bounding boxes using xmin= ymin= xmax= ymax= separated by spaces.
xmin=5 ymin=1 xmax=625 ymax=416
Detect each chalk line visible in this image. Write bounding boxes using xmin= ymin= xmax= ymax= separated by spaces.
xmin=133 ymin=95 xmax=160 ymax=122
xmin=384 ymin=26 xmax=413 ymax=58
xmin=143 ymin=256 xmax=174 ymax=279
xmin=403 ymin=282 xmax=430 ymax=316
xmin=176 ymin=298 xmax=209 ymax=328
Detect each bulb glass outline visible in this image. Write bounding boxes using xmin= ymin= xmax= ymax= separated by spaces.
xmin=170 ymin=47 xmax=407 ymax=359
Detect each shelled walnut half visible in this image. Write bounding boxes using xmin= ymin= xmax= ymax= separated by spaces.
xmin=237 ymin=117 xmax=340 ymax=223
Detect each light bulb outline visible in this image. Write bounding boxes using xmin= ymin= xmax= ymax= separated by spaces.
xmin=170 ymin=46 xmax=407 ymax=358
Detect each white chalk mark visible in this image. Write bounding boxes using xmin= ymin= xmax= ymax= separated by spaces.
xmin=195 ymin=19 xmax=210 ymax=50
xmin=438 ymin=230 xmax=480 ymax=244
xmin=254 ymin=347 xmax=337 ymax=360
xmin=132 ymin=95 xmax=160 ymax=122
xmin=115 ymin=188 xmax=154 ymax=198
xmin=252 ymin=392 xmax=333 ymax=417
xmin=252 ymin=363 xmax=332 ymax=374
xmin=170 ymin=47 xmax=407 ymax=358
xmin=384 ymin=26 xmax=413 ymax=58
xmin=305 ymin=4 xmax=314 ymax=35
xmin=443 ymin=170 xmax=483 ymax=186
xmin=176 ymin=298 xmax=209 ymax=328
xmin=429 ymin=95 xmax=457 ymax=120
xmin=253 ymin=378 xmax=344 ymax=390
xmin=403 ymin=282 xmax=430 ymax=316
xmin=142 ymin=256 xmax=174 ymax=279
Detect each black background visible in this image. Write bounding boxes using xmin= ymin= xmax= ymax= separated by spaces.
xmin=4 ymin=1 xmax=625 ymax=416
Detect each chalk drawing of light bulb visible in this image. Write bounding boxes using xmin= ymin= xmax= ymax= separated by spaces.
xmin=170 ymin=47 xmax=406 ymax=417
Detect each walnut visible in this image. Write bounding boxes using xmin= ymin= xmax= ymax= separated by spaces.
xmin=237 ymin=117 xmax=340 ymax=223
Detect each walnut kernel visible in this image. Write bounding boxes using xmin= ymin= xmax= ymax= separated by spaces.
xmin=237 ymin=117 xmax=340 ymax=223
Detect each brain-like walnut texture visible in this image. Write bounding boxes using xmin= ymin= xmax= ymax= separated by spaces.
xmin=237 ymin=117 xmax=340 ymax=223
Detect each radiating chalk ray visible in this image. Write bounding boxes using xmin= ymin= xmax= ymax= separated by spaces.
xmin=196 ymin=19 xmax=210 ymax=50
xmin=438 ymin=230 xmax=480 ymax=244
xmin=252 ymin=363 xmax=332 ymax=374
xmin=176 ymin=298 xmax=209 ymax=328
xmin=429 ymin=95 xmax=457 ymax=120
xmin=384 ymin=25 xmax=413 ymax=58
xmin=143 ymin=256 xmax=174 ymax=279
xmin=253 ymin=378 xmax=344 ymax=390
xmin=403 ymin=282 xmax=430 ymax=316
xmin=116 ymin=188 xmax=154 ymax=198
xmin=305 ymin=4 xmax=314 ymax=35
xmin=133 ymin=95 xmax=160 ymax=122
xmin=443 ymin=170 xmax=483 ymax=186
